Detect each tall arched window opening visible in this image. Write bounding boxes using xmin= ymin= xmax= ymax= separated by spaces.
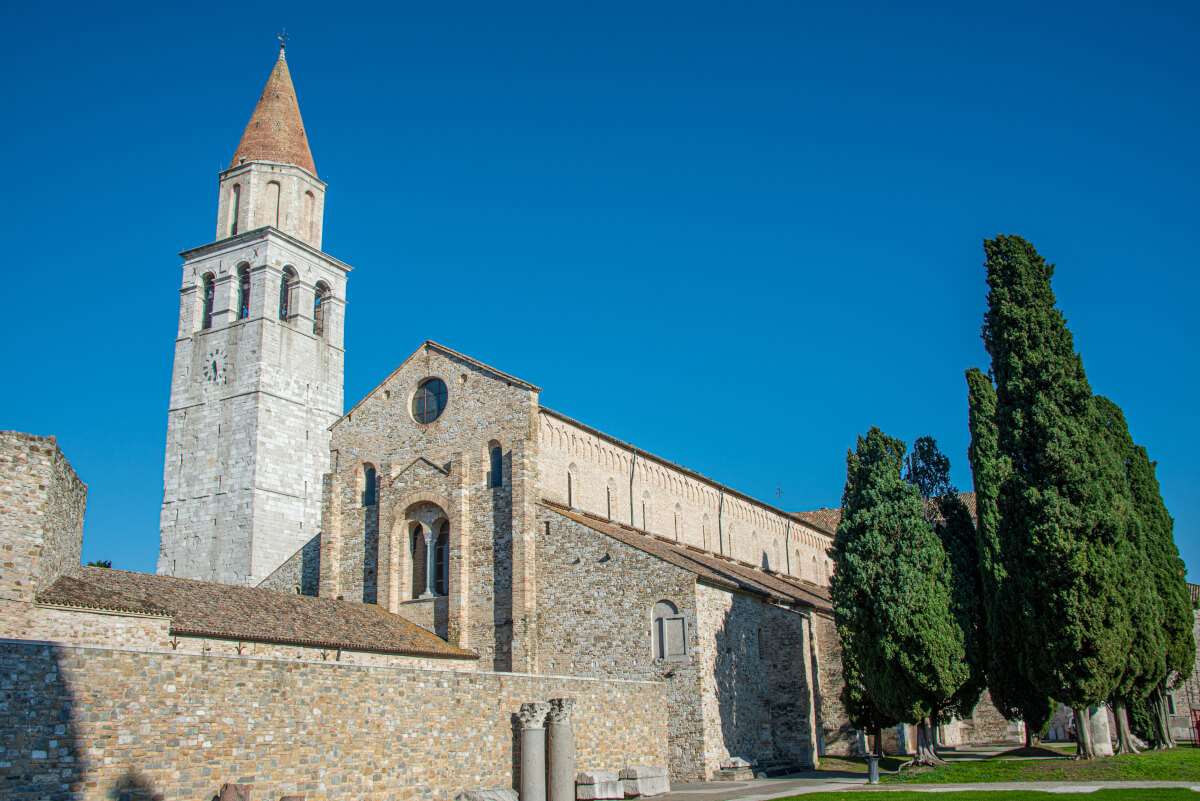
xmin=201 ymin=273 xmax=215 ymax=330
xmin=313 ymin=281 xmax=330 ymax=335
xmin=411 ymin=524 xmax=428 ymax=599
xmin=362 ymin=464 xmax=376 ymax=506
xmin=434 ymin=520 xmax=449 ymax=596
xmin=237 ymin=265 xmax=251 ymax=320
xmin=567 ymin=464 xmax=578 ymax=508
xmin=641 ymin=491 xmax=651 ymax=530
xmin=266 ymin=181 xmax=281 ymax=228
xmin=652 ymin=600 xmax=687 ymax=660
xmin=229 ymin=184 xmax=241 ymax=236
xmin=304 ymin=191 xmax=316 ymax=240
xmin=279 ymin=267 xmax=297 ymax=320
xmin=489 ymin=444 xmax=503 ymax=488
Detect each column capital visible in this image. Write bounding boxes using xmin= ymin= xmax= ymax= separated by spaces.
xmin=518 ymin=701 xmax=551 ymax=730
xmin=547 ymin=697 xmax=576 ymax=725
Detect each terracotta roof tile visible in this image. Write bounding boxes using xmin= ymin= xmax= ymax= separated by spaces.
xmin=38 ymin=567 xmax=474 ymax=659
xmin=794 ymin=491 xmax=978 ymax=536
xmin=541 ymin=501 xmax=832 ymax=613
xmin=230 ymin=49 xmax=317 ymax=175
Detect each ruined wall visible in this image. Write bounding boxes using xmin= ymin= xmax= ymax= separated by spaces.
xmin=0 ymin=432 xmax=87 ymax=603
xmin=533 ymin=509 xmax=705 ymax=779
xmin=537 ymin=412 xmax=832 ymax=583
xmin=1 ymin=640 xmax=665 ymax=801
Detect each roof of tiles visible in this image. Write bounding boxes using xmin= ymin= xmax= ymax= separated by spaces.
xmin=229 ymin=48 xmax=317 ymax=175
xmin=38 ymin=567 xmax=475 ymax=659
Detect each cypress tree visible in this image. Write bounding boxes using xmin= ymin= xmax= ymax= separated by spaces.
xmin=1128 ymin=442 xmax=1194 ymax=747
xmin=1093 ymin=396 xmax=1163 ymax=754
xmin=839 ymin=637 xmax=897 ymax=754
xmin=965 ymin=368 xmax=1056 ymax=747
xmin=980 ymin=235 xmax=1135 ymax=758
xmin=831 ymin=427 xmax=970 ymax=766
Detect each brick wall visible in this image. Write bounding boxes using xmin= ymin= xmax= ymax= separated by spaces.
xmin=0 ymin=432 xmax=87 ymax=603
xmin=1 ymin=640 xmax=665 ymax=801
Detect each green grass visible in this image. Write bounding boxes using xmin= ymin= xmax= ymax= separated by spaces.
xmin=875 ymin=746 xmax=1200 ymax=784
xmin=778 ymin=791 xmax=1197 ymax=801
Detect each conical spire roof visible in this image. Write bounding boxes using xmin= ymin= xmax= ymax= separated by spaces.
xmin=230 ymin=47 xmax=317 ymax=176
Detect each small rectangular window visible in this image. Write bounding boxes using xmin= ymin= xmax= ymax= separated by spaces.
xmin=1168 ymin=694 xmax=1177 ymax=715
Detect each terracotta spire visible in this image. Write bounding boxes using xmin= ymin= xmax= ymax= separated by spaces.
xmin=230 ymin=42 xmax=317 ymax=176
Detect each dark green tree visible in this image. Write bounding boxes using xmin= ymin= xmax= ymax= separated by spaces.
xmin=1127 ymin=442 xmax=1195 ymax=747
xmin=906 ymin=437 xmax=987 ymax=730
xmin=838 ymin=636 xmax=897 ymax=754
xmin=965 ymin=368 xmax=1056 ymax=748
xmin=1093 ymin=396 xmax=1163 ymax=755
xmin=831 ymin=427 xmax=970 ymax=766
xmin=981 ymin=235 xmax=1135 ymax=759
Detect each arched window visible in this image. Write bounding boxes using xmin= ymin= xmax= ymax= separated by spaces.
xmin=701 ymin=513 xmax=711 ymax=550
xmin=266 ymin=181 xmax=281 ymax=228
xmin=811 ymin=555 xmax=818 ymax=583
xmin=229 ymin=184 xmax=241 ymax=236
xmin=567 ymin=463 xmax=578 ymax=508
xmin=362 ymin=464 xmax=376 ymax=506
xmin=751 ymin=531 xmax=760 ymax=566
xmin=411 ymin=524 xmax=428 ymax=599
xmin=607 ymin=480 xmax=617 ymax=520
xmin=434 ymin=520 xmax=449 ymax=596
xmin=201 ymin=273 xmax=215 ymax=330
xmin=237 ymin=265 xmax=251 ymax=320
xmin=641 ymin=491 xmax=651 ymax=530
xmin=279 ymin=267 xmax=297 ymax=320
xmin=652 ymin=600 xmax=687 ymax=661
xmin=489 ymin=443 xmax=503 ymax=488
xmin=313 ymin=281 xmax=330 ymax=335
xmin=674 ymin=504 xmax=683 ymax=542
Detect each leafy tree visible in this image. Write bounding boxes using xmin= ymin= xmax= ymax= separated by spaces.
xmin=980 ymin=235 xmax=1135 ymax=758
xmin=965 ymin=368 xmax=1056 ymax=748
xmin=831 ymin=427 xmax=970 ymax=767
xmin=86 ymin=559 xmax=112 ymax=568
xmin=1093 ymin=396 xmax=1163 ymax=755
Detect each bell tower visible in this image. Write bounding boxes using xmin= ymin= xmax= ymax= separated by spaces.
xmin=159 ymin=42 xmax=352 ymax=586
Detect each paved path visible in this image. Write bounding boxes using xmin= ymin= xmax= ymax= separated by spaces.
xmin=662 ymin=777 xmax=1200 ymax=799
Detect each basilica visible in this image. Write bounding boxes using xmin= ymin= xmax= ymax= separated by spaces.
xmin=0 ymin=45 xmax=1018 ymax=800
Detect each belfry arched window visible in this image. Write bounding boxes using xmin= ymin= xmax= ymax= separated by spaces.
xmin=237 ymin=265 xmax=251 ymax=320
xmin=201 ymin=273 xmax=215 ymax=330
xmin=652 ymin=600 xmax=688 ymax=661
xmin=279 ymin=267 xmax=297 ymax=320
xmin=313 ymin=281 xmax=330 ymax=336
xmin=411 ymin=524 xmax=428 ymax=599
xmin=434 ymin=520 xmax=449 ymax=596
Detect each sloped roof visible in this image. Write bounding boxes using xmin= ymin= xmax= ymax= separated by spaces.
xmin=38 ymin=567 xmax=475 ymax=659
xmin=794 ymin=491 xmax=978 ymax=536
xmin=541 ymin=501 xmax=833 ymax=613
xmin=230 ymin=48 xmax=317 ymax=176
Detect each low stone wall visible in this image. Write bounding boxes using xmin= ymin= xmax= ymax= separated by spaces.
xmin=1 ymin=640 xmax=666 ymax=801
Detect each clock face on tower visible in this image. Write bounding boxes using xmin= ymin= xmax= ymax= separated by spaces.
xmin=203 ymin=346 xmax=227 ymax=384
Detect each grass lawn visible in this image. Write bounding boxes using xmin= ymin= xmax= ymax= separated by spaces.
xmin=778 ymin=791 xmax=1197 ymax=801
xmin=874 ymin=745 xmax=1200 ymax=784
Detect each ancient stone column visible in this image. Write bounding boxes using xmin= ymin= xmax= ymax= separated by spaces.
xmin=547 ymin=698 xmax=576 ymax=801
xmin=422 ymin=529 xmax=437 ymax=598
xmin=519 ymin=702 xmax=551 ymax=801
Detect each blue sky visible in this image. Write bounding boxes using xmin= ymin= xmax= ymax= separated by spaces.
xmin=2 ymin=1 xmax=1196 ymax=576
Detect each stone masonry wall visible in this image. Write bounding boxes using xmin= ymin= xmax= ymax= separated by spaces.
xmin=533 ymin=509 xmax=706 ymax=779
xmin=812 ymin=612 xmax=855 ymax=756
xmin=1 ymin=640 xmax=665 ymax=801
xmin=538 ymin=412 xmax=833 ymax=584
xmin=324 ymin=343 xmax=539 ymax=670
xmin=0 ymin=432 xmax=87 ymax=603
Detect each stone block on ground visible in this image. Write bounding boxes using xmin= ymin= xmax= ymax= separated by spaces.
xmin=711 ymin=759 xmax=755 ymax=781
xmin=576 ymin=771 xmax=623 ymax=800
xmin=455 ymin=790 xmax=519 ymax=801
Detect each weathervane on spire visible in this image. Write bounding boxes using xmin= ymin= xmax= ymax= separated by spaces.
xmin=278 ymin=27 xmax=289 ymax=53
